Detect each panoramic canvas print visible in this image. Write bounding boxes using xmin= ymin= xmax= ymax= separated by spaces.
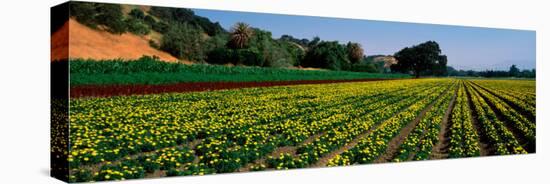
xmin=51 ymin=1 xmax=536 ymax=183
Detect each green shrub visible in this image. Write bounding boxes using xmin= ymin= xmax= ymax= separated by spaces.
xmin=69 ymin=2 xmax=97 ymax=28
xmin=206 ymin=48 xmax=263 ymax=66
xmin=125 ymin=18 xmax=150 ymax=35
xmin=69 ymin=57 xmax=411 ymax=86
xmin=129 ymin=8 xmax=145 ymax=20
xmin=143 ymin=15 xmax=157 ymax=26
xmin=302 ymin=41 xmax=350 ymax=70
xmin=206 ymin=48 xmax=234 ymax=65
xmin=149 ymin=6 xmax=225 ymax=36
xmin=95 ymin=4 xmax=126 ymax=34
xmin=245 ymin=28 xmax=301 ymax=67
xmin=348 ymin=63 xmax=379 ymax=73
xmin=236 ymin=49 xmax=263 ymax=66
xmin=69 ymin=2 xmax=126 ymax=34
xmin=160 ymin=23 xmax=206 ymax=61
xmin=152 ymin=21 xmax=170 ymax=33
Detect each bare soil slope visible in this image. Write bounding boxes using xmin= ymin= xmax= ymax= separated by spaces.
xmin=51 ymin=19 xmax=179 ymax=62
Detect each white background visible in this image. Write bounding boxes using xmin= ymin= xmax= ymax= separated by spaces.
xmin=0 ymin=0 xmax=548 ymax=183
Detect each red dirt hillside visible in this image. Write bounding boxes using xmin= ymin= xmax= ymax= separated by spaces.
xmin=51 ymin=18 xmax=179 ymax=62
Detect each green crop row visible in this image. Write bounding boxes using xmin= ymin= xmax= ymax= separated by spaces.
xmin=67 ymin=57 xmax=410 ymax=86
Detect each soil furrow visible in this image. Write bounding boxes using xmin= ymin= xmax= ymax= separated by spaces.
xmin=373 ymin=89 xmax=445 ymax=163
xmin=79 ymin=139 xmax=204 ymax=174
xmin=238 ymin=132 xmax=326 ymax=172
xmin=309 ymin=87 xmax=444 ymax=167
xmin=469 ymin=82 xmax=535 ymax=153
xmin=429 ymin=86 xmax=458 ymax=159
xmin=469 ymin=81 xmax=535 ymax=123
xmin=465 ymin=82 xmax=493 ymax=156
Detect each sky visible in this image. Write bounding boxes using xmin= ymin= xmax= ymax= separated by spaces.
xmin=194 ymin=9 xmax=536 ymax=71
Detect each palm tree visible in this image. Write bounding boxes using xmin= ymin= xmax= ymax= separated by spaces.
xmin=228 ymin=22 xmax=253 ymax=49
xmin=346 ymin=42 xmax=364 ymax=64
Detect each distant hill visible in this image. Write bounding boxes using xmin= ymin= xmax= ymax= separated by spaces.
xmin=363 ymin=55 xmax=398 ymax=72
xmin=372 ymin=55 xmax=398 ymax=68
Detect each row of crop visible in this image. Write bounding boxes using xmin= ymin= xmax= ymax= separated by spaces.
xmin=68 ymin=58 xmax=409 ymax=86
xmin=486 ymin=80 xmax=535 ymax=95
xmin=391 ymin=81 xmax=456 ymax=162
xmin=469 ymin=81 xmax=535 ymax=150
xmin=263 ymin=80 xmax=453 ymax=169
xmin=326 ymin=81 xmax=448 ymax=166
xmin=69 ymin=79 xmax=442 ymax=181
xmin=68 ymin=82 xmax=380 ymax=174
xmin=68 ymin=83 xmax=375 ymax=181
xmin=68 ymin=89 xmax=318 ymax=166
xmin=465 ymin=83 xmax=527 ymax=155
xmin=471 ymin=81 xmax=535 ymax=121
xmin=448 ymin=81 xmax=480 ymax=158
xmin=191 ymin=81 xmax=444 ymax=172
xmin=68 ymin=81 xmax=399 ymax=167
xmin=69 ymin=147 xmax=210 ymax=182
xmin=191 ymin=85 xmax=410 ymax=172
xmin=473 ymin=80 xmax=535 ymax=107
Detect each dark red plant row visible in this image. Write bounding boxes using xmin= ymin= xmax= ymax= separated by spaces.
xmin=70 ymin=78 xmax=395 ymax=98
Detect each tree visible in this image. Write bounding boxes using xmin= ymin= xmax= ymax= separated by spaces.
xmin=69 ymin=2 xmax=97 ymax=27
xmin=302 ymin=41 xmax=350 ymax=70
xmin=227 ymin=22 xmax=253 ymax=49
xmin=125 ymin=18 xmax=150 ymax=35
xmin=432 ymin=55 xmax=448 ymax=76
xmin=152 ymin=21 xmax=170 ymax=33
xmin=129 ymin=9 xmax=145 ymax=20
xmin=446 ymin=66 xmax=460 ymax=76
xmin=69 ymin=2 xmax=126 ymax=34
xmin=346 ymin=42 xmax=364 ymax=64
xmin=192 ymin=17 xmax=225 ymax=36
xmin=95 ymin=4 xmax=126 ymax=34
xmin=308 ymin=36 xmax=321 ymax=47
xmin=161 ymin=23 xmax=205 ymax=61
xmin=391 ymin=41 xmax=446 ymax=78
xmin=149 ymin=7 xmax=194 ymax=23
xmin=280 ymin=35 xmax=310 ymax=47
xmin=509 ymin=64 xmax=520 ymax=77
xmin=143 ymin=15 xmax=157 ymax=26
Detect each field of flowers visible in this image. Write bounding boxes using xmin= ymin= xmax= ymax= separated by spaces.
xmin=67 ymin=78 xmax=535 ymax=182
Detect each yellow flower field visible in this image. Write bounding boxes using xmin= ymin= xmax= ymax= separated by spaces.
xmin=66 ymin=78 xmax=535 ymax=182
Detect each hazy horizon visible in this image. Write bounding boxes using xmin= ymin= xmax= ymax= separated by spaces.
xmin=193 ymin=9 xmax=535 ymax=71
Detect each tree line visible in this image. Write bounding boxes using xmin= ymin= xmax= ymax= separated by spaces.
xmin=447 ymin=65 xmax=535 ymax=78
xmin=67 ymin=2 xmax=533 ymax=79
xmin=68 ymin=2 xmax=383 ymax=71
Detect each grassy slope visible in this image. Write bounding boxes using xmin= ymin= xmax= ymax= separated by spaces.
xmin=69 ymin=58 xmax=410 ymax=86
xmin=51 ymin=19 xmax=179 ymax=62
